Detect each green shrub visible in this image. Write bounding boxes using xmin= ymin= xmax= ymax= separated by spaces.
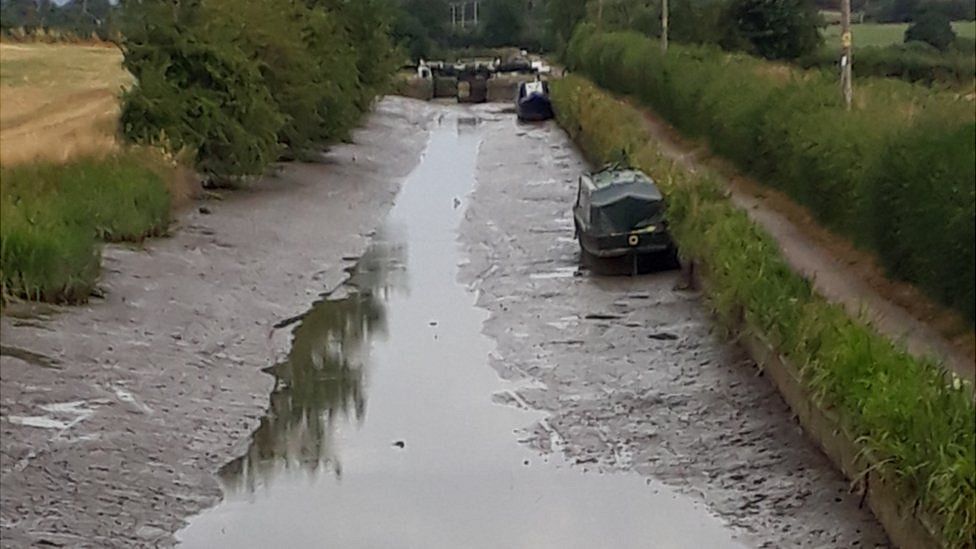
xmin=905 ymin=9 xmax=958 ymax=51
xmin=727 ymin=0 xmax=824 ymax=59
xmin=120 ymin=0 xmax=397 ymax=180
xmin=0 ymin=152 xmax=171 ymax=302
xmin=550 ymin=74 xmax=976 ymax=548
xmin=120 ymin=1 xmax=284 ymax=180
xmin=565 ymin=29 xmax=976 ymax=324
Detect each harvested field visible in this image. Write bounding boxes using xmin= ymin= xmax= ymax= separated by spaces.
xmin=0 ymin=43 xmax=129 ymax=166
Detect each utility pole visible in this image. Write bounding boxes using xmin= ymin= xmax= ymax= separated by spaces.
xmin=661 ymin=0 xmax=669 ymax=52
xmin=840 ymin=0 xmax=853 ymax=110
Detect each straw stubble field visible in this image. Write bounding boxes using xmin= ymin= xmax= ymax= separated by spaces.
xmin=0 ymin=42 xmax=129 ymax=166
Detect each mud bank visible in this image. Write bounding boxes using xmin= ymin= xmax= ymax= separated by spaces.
xmin=457 ymin=110 xmax=889 ymax=547
xmin=0 ymin=97 xmax=436 ymax=548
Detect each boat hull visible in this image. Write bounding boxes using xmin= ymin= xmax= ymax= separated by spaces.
xmin=516 ymin=94 xmax=554 ymax=121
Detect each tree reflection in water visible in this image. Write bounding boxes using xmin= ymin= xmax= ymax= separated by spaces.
xmin=220 ymin=232 xmax=406 ymax=493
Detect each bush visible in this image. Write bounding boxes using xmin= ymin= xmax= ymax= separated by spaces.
xmin=120 ymin=1 xmax=284 ymax=179
xmin=483 ymin=0 xmax=526 ymax=47
xmin=565 ymin=29 xmax=976 ymax=325
xmin=727 ymin=0 xmax=824 ymax=59
xmin=1 ymin=152 xmax=171 ymax=302
xmin=550 ymin=74 xmax=975 ymax=548
xmin=905 ymin=8 xmax=958 ymax=51
xmin=120 ymin=0 xmax=397 ymax=180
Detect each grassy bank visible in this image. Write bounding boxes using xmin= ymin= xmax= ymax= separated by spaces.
xmin=1 ymin=151 xmax=171 ymax=302
xmin=565 ymin=29 xmax=976 ymax=325
xmin=550 ymin=74 xmax=975 ymax=548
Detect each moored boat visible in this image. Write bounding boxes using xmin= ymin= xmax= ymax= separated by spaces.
xmin=515 ymin=80 xmax=553 ymax=121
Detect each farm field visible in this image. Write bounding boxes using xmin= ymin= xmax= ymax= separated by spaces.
xmin=822 ymin=20 xmax=976 ymax=47
xmin=0 ymin=42 xmax=128 ymax=166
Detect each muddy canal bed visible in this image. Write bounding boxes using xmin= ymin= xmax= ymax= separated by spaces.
xmin=179 ymin=106 xmax=887 ymax=548
xmin=177 ymin=111 xmax=742 ymax=548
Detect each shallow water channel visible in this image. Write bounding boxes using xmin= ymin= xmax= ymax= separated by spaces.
xmin=176 ymin=111 xmax=746 ymax=548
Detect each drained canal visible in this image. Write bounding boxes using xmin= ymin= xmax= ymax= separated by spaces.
xmin=176 ymin=110 xmax=746 ymax=548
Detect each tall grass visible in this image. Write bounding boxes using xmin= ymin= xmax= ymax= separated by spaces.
xmin=565 ymin=28 xmax=976 ymax=324
xmin=551 ymin=75 xmax=975 ymax=548
xmin=1 ymin=151 xmax=171 ymax=302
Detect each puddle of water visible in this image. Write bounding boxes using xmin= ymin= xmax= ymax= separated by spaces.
xmin=177 ymin=112 xmax=745 ymax=549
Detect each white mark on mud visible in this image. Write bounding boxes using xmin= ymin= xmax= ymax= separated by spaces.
xmin=6 ymin=416 xmax=70 ymax=430
xmin=529 ymin=266 xmax=579 ymax=280
xmin=114 ymin=388 xmax=154 ymax=414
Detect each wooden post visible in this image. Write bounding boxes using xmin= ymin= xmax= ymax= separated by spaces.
xmin=840 ymin=0 xmax=853 ymax=110
xmin=661 ymin=0 xmax=669 ymax=52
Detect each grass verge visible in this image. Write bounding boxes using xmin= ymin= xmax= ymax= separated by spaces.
xmin=1 ymin=150 xmax=172 ymax=302
xmin=551 ymin=74 xmax=975 ymax=548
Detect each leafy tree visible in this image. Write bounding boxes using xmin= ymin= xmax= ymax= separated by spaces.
xmin=888 ymin=0 xmax=921 ymax=21
xmin=315 ymin=0 xmax=398 ymax=110
xmin=119 ymin=0 xmax=396 ymax=179
xmin=391 ymin=0 xmax=449 ymax=60
xmin=905 ymin=7 xmax=957 ymax=50
xmin=392 ymin=10 xmax=435 ymax=60
xmin=205 ymin=0 xmax=330 ymax=152
xmin=119 ymin=0 xmax=284 ymax=179
xmin=483 ymin=0 xmax=525 ymax=46
xmin=0 ymin=0 xmax=42 ymax=29
xmin=301 ymin=6 xmax=363 ymax=141
xmin=670 ymin=0 xmax=739 ymax=45
xmin=403 ymin=0 xmax=450 ymax=36
xmin=588 ymin=0 xmax=660 ymax=35
xmin=868 ymin=0 xmax=974 ymax=23
xmin=1 ymin=0 xmax=118 ymax=38
xmin=347 ymin=0 xmax=399 ymax=107
xmin=727 ymin=0 xmax=824 ymax=59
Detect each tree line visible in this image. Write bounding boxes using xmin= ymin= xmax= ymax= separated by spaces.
xmin=545 ymin=0 xmax=973 ymax=59
xmin=0 ymin=0 xmax=117 ymax=39
xmin=391 ymin=0 xmax=549 ymax=59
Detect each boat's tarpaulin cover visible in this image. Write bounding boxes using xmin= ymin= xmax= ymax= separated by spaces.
xmin=589 ymin=170 xmax=664 ymax=234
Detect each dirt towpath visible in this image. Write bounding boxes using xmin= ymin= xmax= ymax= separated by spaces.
xmin=0 ymin=97 xmax=435 ymax=548
xmin=631 ymin=102 xmax=975 ymax=383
